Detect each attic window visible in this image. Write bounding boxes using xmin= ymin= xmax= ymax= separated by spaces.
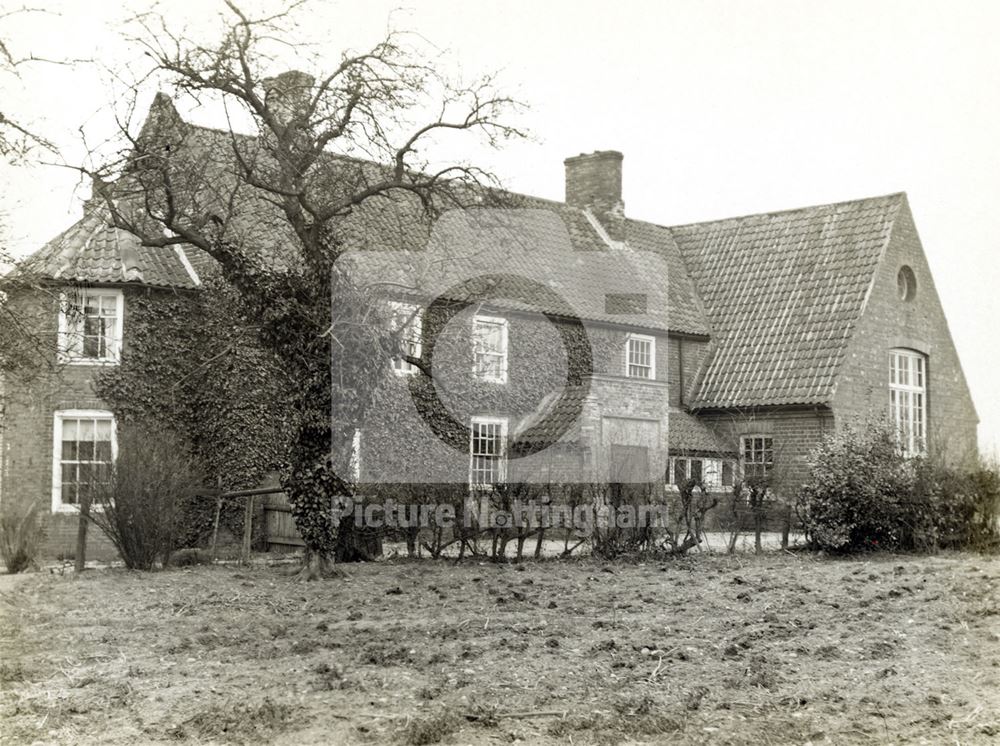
xmin=58 ymin=289 xmax=124 ymax=365
xmin=897 ymin=266 xmax=916 ymax=302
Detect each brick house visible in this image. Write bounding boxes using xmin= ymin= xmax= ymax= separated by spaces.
xmin=0 ymin=97 xmax=978 ymax=557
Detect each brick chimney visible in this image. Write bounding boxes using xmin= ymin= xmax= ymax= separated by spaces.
xmin=564 ymin=150 xmax=625 ymax=242
xmin=263 ymin=70 xmax=315 ymax=126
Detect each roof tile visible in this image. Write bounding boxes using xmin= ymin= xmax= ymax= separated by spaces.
xmin=670 ymin=194 xmax=903 ymax=409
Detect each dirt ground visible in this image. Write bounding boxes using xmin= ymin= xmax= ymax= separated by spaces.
xmin=1 ymin=552 xmax=998 ymax=745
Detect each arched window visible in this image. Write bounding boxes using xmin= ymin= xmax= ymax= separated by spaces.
xmin=889 ymin=349 xmax=926 ymax=456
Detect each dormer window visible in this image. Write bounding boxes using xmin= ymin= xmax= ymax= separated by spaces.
xmin=625 ymin=333 xmax=655 ymax=379
xmin=473 ymin=315 xmax=508 ymax=383
xmin=58 ymin=288 xmax=124 ymax=365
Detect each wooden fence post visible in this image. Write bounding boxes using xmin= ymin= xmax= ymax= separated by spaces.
xmin=241 ymin=494 xmax=254 ymax=565
xmin=210 ymin=476 xmax=223 ymax=562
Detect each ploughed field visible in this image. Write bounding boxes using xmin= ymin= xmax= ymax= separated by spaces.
xmin=1 ymin=552 xmax=998 ymax=745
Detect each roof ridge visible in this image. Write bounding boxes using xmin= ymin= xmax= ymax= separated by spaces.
xmin=152 ymin=93 xmax=907 ymax=242
xmin=664 ymin=192 xmax=906 ymax=232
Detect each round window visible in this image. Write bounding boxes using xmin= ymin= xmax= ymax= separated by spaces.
xmin=897 ymin=265 xmax=916 ymax=302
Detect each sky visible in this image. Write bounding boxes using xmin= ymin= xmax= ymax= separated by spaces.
xmin=1 ymin=0 xmax=998 ymax=455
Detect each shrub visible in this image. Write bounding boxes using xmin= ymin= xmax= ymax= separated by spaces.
xmin=167 ymin=547 xmax=213 ymax=567
xmin=911 ymin=458 xmax=1000 ymax=551
xmin=86 ymin=426 xmax=203 ymax=570
xmin=0 ymin=502 xmax=44 ymax=573
xmin=800 ymin=420 xmax=1000 ymax=553
xmin=799 ymin=421 xmax=914 ymax=552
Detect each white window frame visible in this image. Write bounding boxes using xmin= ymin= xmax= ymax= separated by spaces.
xmin=51 ymin=409 xmax=117 ymax=513
xmin=57 ymin=288 xmax=124 ymax=365
xmin=741 ymin=436 xmax=774 ymax=481
xmin=625 ymin=333 xmax=655 ymax=380
xmin=388 ymin=301 xmax=423 ymax=375
xmin=469 ymin=416 xmax=508 ymax=490
xmin=472 ymin=314 xmax=509 ymax=383
xmin=889 ymin=349 xmax=927 ymax=457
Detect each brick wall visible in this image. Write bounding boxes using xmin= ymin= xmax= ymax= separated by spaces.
xmin=564 ymin=151 xmax=623 ymax=215
xmin=665 ymin=337 xmax=710 ymax=407
xmin=831 ymin=197 xmax=978 ymax=466
xmin=359 ymin=307 xmax=672 ymax=485
xmin=697 ymin=407 xmax=835 ymax=495
xmin=1 ymin=287 xmax=123 ymax=561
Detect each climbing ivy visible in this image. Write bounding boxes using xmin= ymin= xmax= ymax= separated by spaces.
xmin=96 ymin=273 xmax=297 ymax=546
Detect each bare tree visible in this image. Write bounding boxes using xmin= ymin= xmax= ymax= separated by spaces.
xmin=80 ymin=1 xmax=525 ymax=578
xmin=0 ymin=6 xmax=57 ymax=160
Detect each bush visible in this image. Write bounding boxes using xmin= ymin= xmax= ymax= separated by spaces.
xmin=911 ymin=458 xmax=1000 ymax=551
xmin=86 ymin=426 xmax=203 ymax=570
xmin=0 ymin=502 xmax=44 ymax=573
xmin=800 ymin=420 xmax=1000 ymax=553
xmin=799 ymin=421 xmax=915 ymax=552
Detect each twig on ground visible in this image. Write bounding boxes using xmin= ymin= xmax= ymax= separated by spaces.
xmin=649 ymin=654 xmax=664 ymax=682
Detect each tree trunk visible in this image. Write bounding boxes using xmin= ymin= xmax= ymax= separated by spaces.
xmin=295 ymin=547 xmax=346 ymax=580
xmin=534 ymin=527 xmax=545 ymax=558
xmin=282 ymin=425 xmax=345 ymax=577
xmin=727 ymin=528 xmax=739 ymax=554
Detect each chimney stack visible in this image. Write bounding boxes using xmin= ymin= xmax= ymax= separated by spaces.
xmin=564 ymin=150 xmax=625 ymax=242
xmin=263 ymin=70 xmax=315 ymax=127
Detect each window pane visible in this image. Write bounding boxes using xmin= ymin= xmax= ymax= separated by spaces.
xmin=722 ymin=461 xmax=734 ymax=486
xmin=626 ymin=337 xmax=652 ymax=378
xmin=62 ymin=418 xmax=79 ymax=459
xmin=475 ymin=321 xmax=500 ymax=353
xmin=672 ymin=458 xmax=686 ymax=485
xmin=77 ymin=462 xmax=95 ymax=486
xmin=94 ymin=440 xmax=112 ymax=462
xmin=95 ymin=420 xmax=112 ymax=441
xmin=690 ymin=459 xmax=702 ymax=482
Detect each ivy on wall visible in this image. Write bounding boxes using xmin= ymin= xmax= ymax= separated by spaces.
xmin=362 ymin=303 xmax=623 ymax=486
xmin=96 ymin=273 xmax=297 ymax=546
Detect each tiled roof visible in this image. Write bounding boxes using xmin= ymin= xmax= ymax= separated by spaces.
xmin=671 ymin=194 xmax=903 ymax=409
xmin=344 ymin=203 xmax=679 ymax=332
xmin=512 ymin=387 xmax=588 ymax=451
xmin=19 ymin=206 xmax=200 ymax=289
xmin=20 ymin=97 xmax=706 ymax=335
xmin=668 ymin=407 xmax=734 ymax=455
xmin=625 ymin=220 xmax=707 ymax=336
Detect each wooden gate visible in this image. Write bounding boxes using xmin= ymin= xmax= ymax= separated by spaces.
xmin=262 ymin=490 xmax=305 ymax=551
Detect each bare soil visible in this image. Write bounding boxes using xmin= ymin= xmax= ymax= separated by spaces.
xmin=1 ymin=552 xmax=998 ymax=745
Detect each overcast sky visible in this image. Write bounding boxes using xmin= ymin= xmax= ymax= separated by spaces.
xmin=1 ymin=0 xmax=998 ymax=455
